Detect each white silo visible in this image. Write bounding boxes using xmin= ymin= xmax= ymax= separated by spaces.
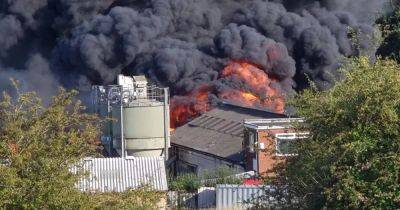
xmin=92 ymin=75 xmax=170 ymax=158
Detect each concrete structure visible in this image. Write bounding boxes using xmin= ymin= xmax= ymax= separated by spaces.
xmin=170 ymin=102 xmax=286 ymax=176
xmin=243 ymin=118 xmax=307 ymax=176
xmin=74 ymin=156 xmax=168 ymax=192
xmin=92 ymin=75 xmax=170 ymax=158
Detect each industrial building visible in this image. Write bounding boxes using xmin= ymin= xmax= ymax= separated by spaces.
xmin=86 ymin=74 xmax=308 ymax=195
xmin=170 ymin=102 xmax=287 ymax=176
xmin=85 ymin=75 xmax=169 ymax=192
xmin=92 ymin=75 xmax=170 ymax=158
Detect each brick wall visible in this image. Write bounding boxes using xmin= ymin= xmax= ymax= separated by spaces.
xmin=244 ymin=128 xmax=295 ymax=176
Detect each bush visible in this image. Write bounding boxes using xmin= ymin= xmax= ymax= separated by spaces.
xmin=169 ymin=173 xmax=201 ymax=192
xmin=88 ymin=187 xmax=165 ymax=209
xmin=202 ymin=166 xmax=243 ymax=187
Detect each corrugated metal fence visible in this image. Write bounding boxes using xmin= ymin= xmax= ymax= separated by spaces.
xmin=168 ymin=187 xmax=216 ymax=208
xmin=74 ymin=156 xmax=168 ymax=192
xmin=216 ymin=184 xmax=267 ymax=209
xmin=198 ymin=187 xmax=216 ymax=208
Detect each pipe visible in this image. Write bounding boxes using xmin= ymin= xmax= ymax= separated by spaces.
xmin=163 ymin=87 xmax=169 ymax=161
xmin=120 ymin=86 xmax=125 ymax=158
xmin=108 ymin=96 xmax=113 ymax=156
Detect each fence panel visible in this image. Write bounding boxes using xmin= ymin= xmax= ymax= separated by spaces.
xmin=198 ymin=187 xmax=216 ymax=208
xmin=216 ymin=184 xmax=266 ymax=209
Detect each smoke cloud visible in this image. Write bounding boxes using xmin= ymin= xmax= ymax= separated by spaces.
xmin=0 ymin=54 xmax=59 ymax=103
xmin=0 ymin=0 xmax=388 ymax=100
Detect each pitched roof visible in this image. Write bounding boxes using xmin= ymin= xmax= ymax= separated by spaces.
xmin=171 ymin=102 xmax=286 ymax=163
xmin=75 ymin=156 xmax=167 ymax=192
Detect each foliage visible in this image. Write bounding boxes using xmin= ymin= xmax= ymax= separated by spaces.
xmin=0 ymin=83 xmax=102 ymax=209
xmin=169 ymin=173 xmax=201 ymax=192
xmin=202 ymin=166 xmax=243 ymax=187
xmin=376 ymin=8 xmax=400 ymax=63
xmin=88 ymin=187 xmax=165 ymax=210
xmin=169 ymin=166 xmax=244 ymax=192
xmin=0 ymin=83 xmax=165 ymax=209
xmin=267 ymin=57 xmax=400 ymax=209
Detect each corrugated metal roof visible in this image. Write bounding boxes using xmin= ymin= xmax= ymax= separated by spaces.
xmin=75 ymin=157 xmax=168 ymax=192
xmin=172 ymin=102 xmax=286 ymax=162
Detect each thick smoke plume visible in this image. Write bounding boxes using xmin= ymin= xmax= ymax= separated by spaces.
xmin=0 ymin=0 xmax=387 ymax=102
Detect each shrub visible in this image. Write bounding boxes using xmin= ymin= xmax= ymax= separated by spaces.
xmin=169 ymin=173 xmax=201 ymax=192
xmin=88 ymin=187 xmax=165 ymax=209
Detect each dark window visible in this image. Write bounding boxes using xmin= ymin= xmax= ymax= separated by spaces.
xmin=275 ymin=133 xmax=308 ymax=156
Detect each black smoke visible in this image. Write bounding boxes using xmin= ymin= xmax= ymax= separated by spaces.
xmin=0 ymin=0 xmax=387 ymax=100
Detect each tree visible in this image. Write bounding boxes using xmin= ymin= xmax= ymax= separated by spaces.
xmin=0 ymin=83 xmax=101 ymax=209
xmin=0 ymin=83 xmax=165 ymax=209
xmin=270 ymin=57 xmax=400 ymax=209
xmin=376 ymin=7 xmax=400 ymax=63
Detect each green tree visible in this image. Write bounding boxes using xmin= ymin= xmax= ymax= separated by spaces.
xmin=0 ymin=83 xmax=102 ymax=209
xmin=270 ymin=57 xmax=400 ymax=209
xmin=0 ymin=84 xmax=164 ymax=209
xmin=377 ymin=7 xmax=400 ymax=63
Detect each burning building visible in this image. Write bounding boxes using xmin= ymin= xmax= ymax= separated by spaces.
xmin=0 ymin=0 xmax=387 ymax=184
xmin=170 ymin=60 xmax=287 ymax=129
xmin=170 ymin=102 xmax=287 ymax=176
xmin=0 ymin=0 xmax=385 ymax=109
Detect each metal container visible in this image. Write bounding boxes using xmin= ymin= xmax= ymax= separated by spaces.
xmin=92 ymin=75 xmax=170 ymax=158
xmin=122 ymin=101 xmax=169 ymax=156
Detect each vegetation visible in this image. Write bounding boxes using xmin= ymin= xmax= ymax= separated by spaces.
xmin=267 ymin=57 xmax=400 ymax=209
xmin=0 ymin=83 xmax=163 ymax=209
xmin=202 ymin=166 xmax=243 ymax=187
xmin=377 ymin=7 xmax=400 ymax=63
xmin=169 ymin=173 xmax=202 ymax=192
xmin=88 ymin=188 xmax=165 ymax=209
xmin=169 ymin=166 xmax=243 ymax=192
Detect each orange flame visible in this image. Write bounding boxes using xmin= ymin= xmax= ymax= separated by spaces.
xmin=170 ymin=61 xmax=285 ymax=129
xmin=219 ymin=61 xmax=285 ymax=113
xmin=241 ymin=92 xmax=259 ymax=102
xmin=170 ymin=85 xmax=211 ymax=128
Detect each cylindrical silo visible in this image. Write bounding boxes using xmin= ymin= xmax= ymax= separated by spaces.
xmin=111 ymin=100 xmax=170 ymax=157
xmin=97 ymin=75 xmax=170 ymax=158
xmin=122 ymin=100 xmax=169 ymax=156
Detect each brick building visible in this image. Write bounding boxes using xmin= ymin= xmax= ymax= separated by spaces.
xmin=243 ymin=118 xmax=308 ymax=176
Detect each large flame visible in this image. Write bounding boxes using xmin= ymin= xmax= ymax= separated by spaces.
xmin=219 ymin=61 xmax=285 ymax=113
xmin=170 ymin=61 xmax=285 ymax=129
xmin=170 ymin=85 xmax=211 ymax=129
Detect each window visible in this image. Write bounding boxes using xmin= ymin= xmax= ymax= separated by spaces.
xmin=275 ymin=133 xmax=308 ymax=156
